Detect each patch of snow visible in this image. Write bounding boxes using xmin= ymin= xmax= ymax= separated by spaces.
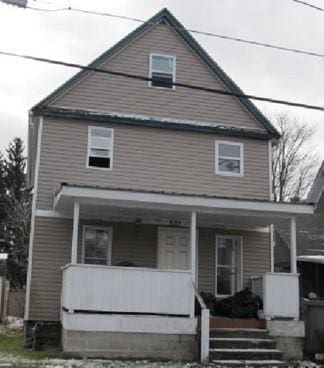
xmin=4 ymin=316 xmax=23 ymax=330
xmin=68 ymin=108 xmax=261 ymax=132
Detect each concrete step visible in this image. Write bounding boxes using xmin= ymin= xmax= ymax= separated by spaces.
xmin=211 ymin=360 xmax=285 ymax=367
xmin=210 ymin=337 xmax=277 ymax=349
xmin=210 ymin=328 xmax=270 ymax=339
xmin=210 ymin=348 xmax=283 ymax=361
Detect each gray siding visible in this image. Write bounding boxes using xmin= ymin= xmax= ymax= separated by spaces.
xmin=29 ymin=217 xmax=270 ymax=321
xmin=198 ymin=228 xmax=271 ymax=294
xmin=50 ymin=23 xmax=264 ymax=131
xmin=29 ymin=217 xmax=72 ymax=321
xmin=37 ymin=118 xmax=270 ymax=209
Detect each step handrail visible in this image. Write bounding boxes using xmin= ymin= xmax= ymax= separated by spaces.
xmin=192 ymin=281 xmax=209 ymax=363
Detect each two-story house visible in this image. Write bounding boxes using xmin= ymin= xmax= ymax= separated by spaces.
xmin=25 ymin=8 xmax=313 ymax=363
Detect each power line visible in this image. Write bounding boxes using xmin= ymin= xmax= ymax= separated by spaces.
xmin=24 ymin=0 xmax=324 ymax=60
xmin=292 ymin=0 xmax=324 ymax=11
xmin=1 ymin=48 xmax=324 ymax=113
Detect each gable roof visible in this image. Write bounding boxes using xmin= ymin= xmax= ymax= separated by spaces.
xmin=32 ymin=8 xmax=280 ymax=139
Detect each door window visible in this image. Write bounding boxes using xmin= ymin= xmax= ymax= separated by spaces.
xmin=82 ymin=226 xmax=112 ymax=265
xmin=216 ymin=236 xmax=242 ymax=297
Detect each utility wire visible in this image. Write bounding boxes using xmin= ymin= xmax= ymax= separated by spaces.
xmin=1 ymin=49 xmax=324 ymax=113
xmin=25 ymin=0 xmax=324 ymax=60
xmin=292 ymin=0 xmax=324 ymax=11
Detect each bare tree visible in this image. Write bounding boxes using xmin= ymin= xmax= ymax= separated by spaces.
xmin=271 ymin=113 xmax=320 ymax=202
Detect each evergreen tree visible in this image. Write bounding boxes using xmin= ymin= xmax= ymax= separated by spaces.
xmin=3 ymin=138 xmax=30 ymax=289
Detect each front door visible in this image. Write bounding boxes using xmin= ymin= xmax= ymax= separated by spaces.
xmin=158 ymin=228 xmax=189 ymax=270
xmin=215 ymin=236 xmax=242 ymax=297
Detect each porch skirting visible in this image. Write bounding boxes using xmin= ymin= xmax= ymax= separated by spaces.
xmin=61 ymin=311 xmax=198 ymax=360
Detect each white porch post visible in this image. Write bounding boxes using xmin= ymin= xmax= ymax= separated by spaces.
xmin=71 ymin=202 xmax=80 ymax=264
xmin=190 ymin=211 xmax=197 ymax=318
xmin=290 ymin=217 xmax=297 ymax=274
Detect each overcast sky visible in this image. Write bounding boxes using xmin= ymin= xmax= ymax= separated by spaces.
xmin=0 ymin=0 xmax=323 ymax=161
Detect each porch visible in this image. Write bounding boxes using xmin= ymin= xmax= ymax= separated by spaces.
xmin=54 ymin=184 xmax=313 ymax=361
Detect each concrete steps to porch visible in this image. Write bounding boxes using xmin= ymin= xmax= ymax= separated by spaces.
xmin=209 ymin=328 xmax=284 ymax=367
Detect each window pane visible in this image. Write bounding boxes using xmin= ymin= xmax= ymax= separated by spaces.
xmin=90 ymin=148 xmax=110 ymax=158
xmin=151 ymin=72 xmax=173 ymax=88
xmin=91 ymin=136 xmax=111 ymax=149
xmin=217 ymin=239 xmax=234 ymax=266
xmin=88 ymin=156 xmax=110 ymax=168
xmin=91 ymin=128 xmax=112 ymax=138
xmin=152 ymin=55 xmax=174 ymax=74
xmin=218 ymin=158 xmax=240 ymax=173
xmin=84 ymin=228 xmax=109 ymax=265
xmin=219 ymin=143 xmax=241 ymax=158
xmin=217 ymin=268 xmax=233 ymax=295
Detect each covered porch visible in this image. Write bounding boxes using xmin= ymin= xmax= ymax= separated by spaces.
xmin=54 ymin=184 xmax=313 ymax=361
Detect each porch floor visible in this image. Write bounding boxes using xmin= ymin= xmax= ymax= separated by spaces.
xmin=209 ymin=317 xmax=266 ymax=329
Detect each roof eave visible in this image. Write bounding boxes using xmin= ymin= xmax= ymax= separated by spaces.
xmin=34 ymin=106 xmax=276 ymax=140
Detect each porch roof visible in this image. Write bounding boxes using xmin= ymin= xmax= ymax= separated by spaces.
xmin=54 ymin=184 xmax=313 ymax=221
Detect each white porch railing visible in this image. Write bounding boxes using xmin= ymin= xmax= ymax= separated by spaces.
xmin=252 ymin=272 xmax=299 ymax=320
xmin=62 ymin=264 xmax=194 ymax=317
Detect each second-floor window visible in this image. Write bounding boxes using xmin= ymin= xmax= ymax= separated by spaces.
xmin=87 ymin=127 xmax=114 ymax=169
xmin=215 ymin=141 xmax=244 ymax=176
xmin=149 ymin=53 xmax=176 ymax=89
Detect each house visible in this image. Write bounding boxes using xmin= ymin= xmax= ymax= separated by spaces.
xmin=25 ymin=8 xmax=313 ymax=363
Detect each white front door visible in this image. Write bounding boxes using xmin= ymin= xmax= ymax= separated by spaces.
xmin=215 ymin=236 xmax=242 ymax=297
xmin=158 ymin=228 xmax=190 ymax=270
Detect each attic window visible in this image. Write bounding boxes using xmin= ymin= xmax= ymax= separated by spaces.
xmin=87 ymin=127 xmax=114 ymax=169
xmin=149 ymin=53 xmax=176 ymax=89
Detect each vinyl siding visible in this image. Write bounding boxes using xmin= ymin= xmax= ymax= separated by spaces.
xmin=29 ymin=217 xmax=73 ymax=321
xmin=36 ymin=118 xmax=270 ymax=209
xmin=50 ymin=22 xmax=264 ymax=131
xmin=198 ymin=228 xmax=271 ymax=294
xmin=29 ymin=217 xmax=270 ymax=321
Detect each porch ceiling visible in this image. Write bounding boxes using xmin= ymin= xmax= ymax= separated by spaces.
xmin=53 ymin=184 xmax=313 ymax=228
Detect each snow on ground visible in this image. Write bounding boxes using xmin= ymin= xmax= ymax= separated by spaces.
xmin=4 ymin=316 xmax=24 ymax=330
xmin=0 ymin=355 xmax=323 ymax=368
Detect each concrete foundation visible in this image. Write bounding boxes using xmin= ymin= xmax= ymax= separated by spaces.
xmin=62 ymin=328 xmax=198 ymax=360
xmin=266 ymin=320 xmax=305 ymax=360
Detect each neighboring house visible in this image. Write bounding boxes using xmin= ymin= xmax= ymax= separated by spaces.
xmin=309 ymin=161 xmax=324 ymax=213
xmin=274 ymin=214 xmax=324 ymax=297
xmin=25 ymin=8 xmax=313 ymax=362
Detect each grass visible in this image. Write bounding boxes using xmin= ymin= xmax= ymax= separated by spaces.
xmin=0 ymin=329 xmax=64 ymax=362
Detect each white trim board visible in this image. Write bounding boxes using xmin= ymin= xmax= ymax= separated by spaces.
xmin=54 ymin=186 xmax=314 ymax=217
xmin=62 ymin=311 xmax=197 ymax=334
xmin=34 ymin=210 xmax=270 ymax=233
xmin=25 ymin=116 xmax=43 ymax=320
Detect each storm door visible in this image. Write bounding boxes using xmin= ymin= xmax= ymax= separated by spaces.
xmin=215 ymin=236 xmax=242 ymax=297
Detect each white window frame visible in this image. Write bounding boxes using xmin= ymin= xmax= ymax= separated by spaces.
xmin=81 ymin=225 xmax=113 ymax=266
xmin=148 ymin=53 xmax=176 ymax=90
xmin=87 ymin=126 xmax=114 ymax=170
xmin=215 ymin=235 xmax=243 ymax=298
xmin=215 ymin=140 xmax=244 ymax=177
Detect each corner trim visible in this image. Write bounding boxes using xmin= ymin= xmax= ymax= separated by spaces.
xmin=25 ymin=116 xmax=43 ymax=320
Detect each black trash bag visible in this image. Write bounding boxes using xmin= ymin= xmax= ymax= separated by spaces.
xmin=214 ymin=288 xmax=263 ymax=318
xmin=115 ymin=261 xmax=138 ymax=267
xmin=195 ymin=291 xmax=217 ymax=316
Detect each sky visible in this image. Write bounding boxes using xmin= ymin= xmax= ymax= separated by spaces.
xmin=0 ymin=0 xmax=323 ymax=161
